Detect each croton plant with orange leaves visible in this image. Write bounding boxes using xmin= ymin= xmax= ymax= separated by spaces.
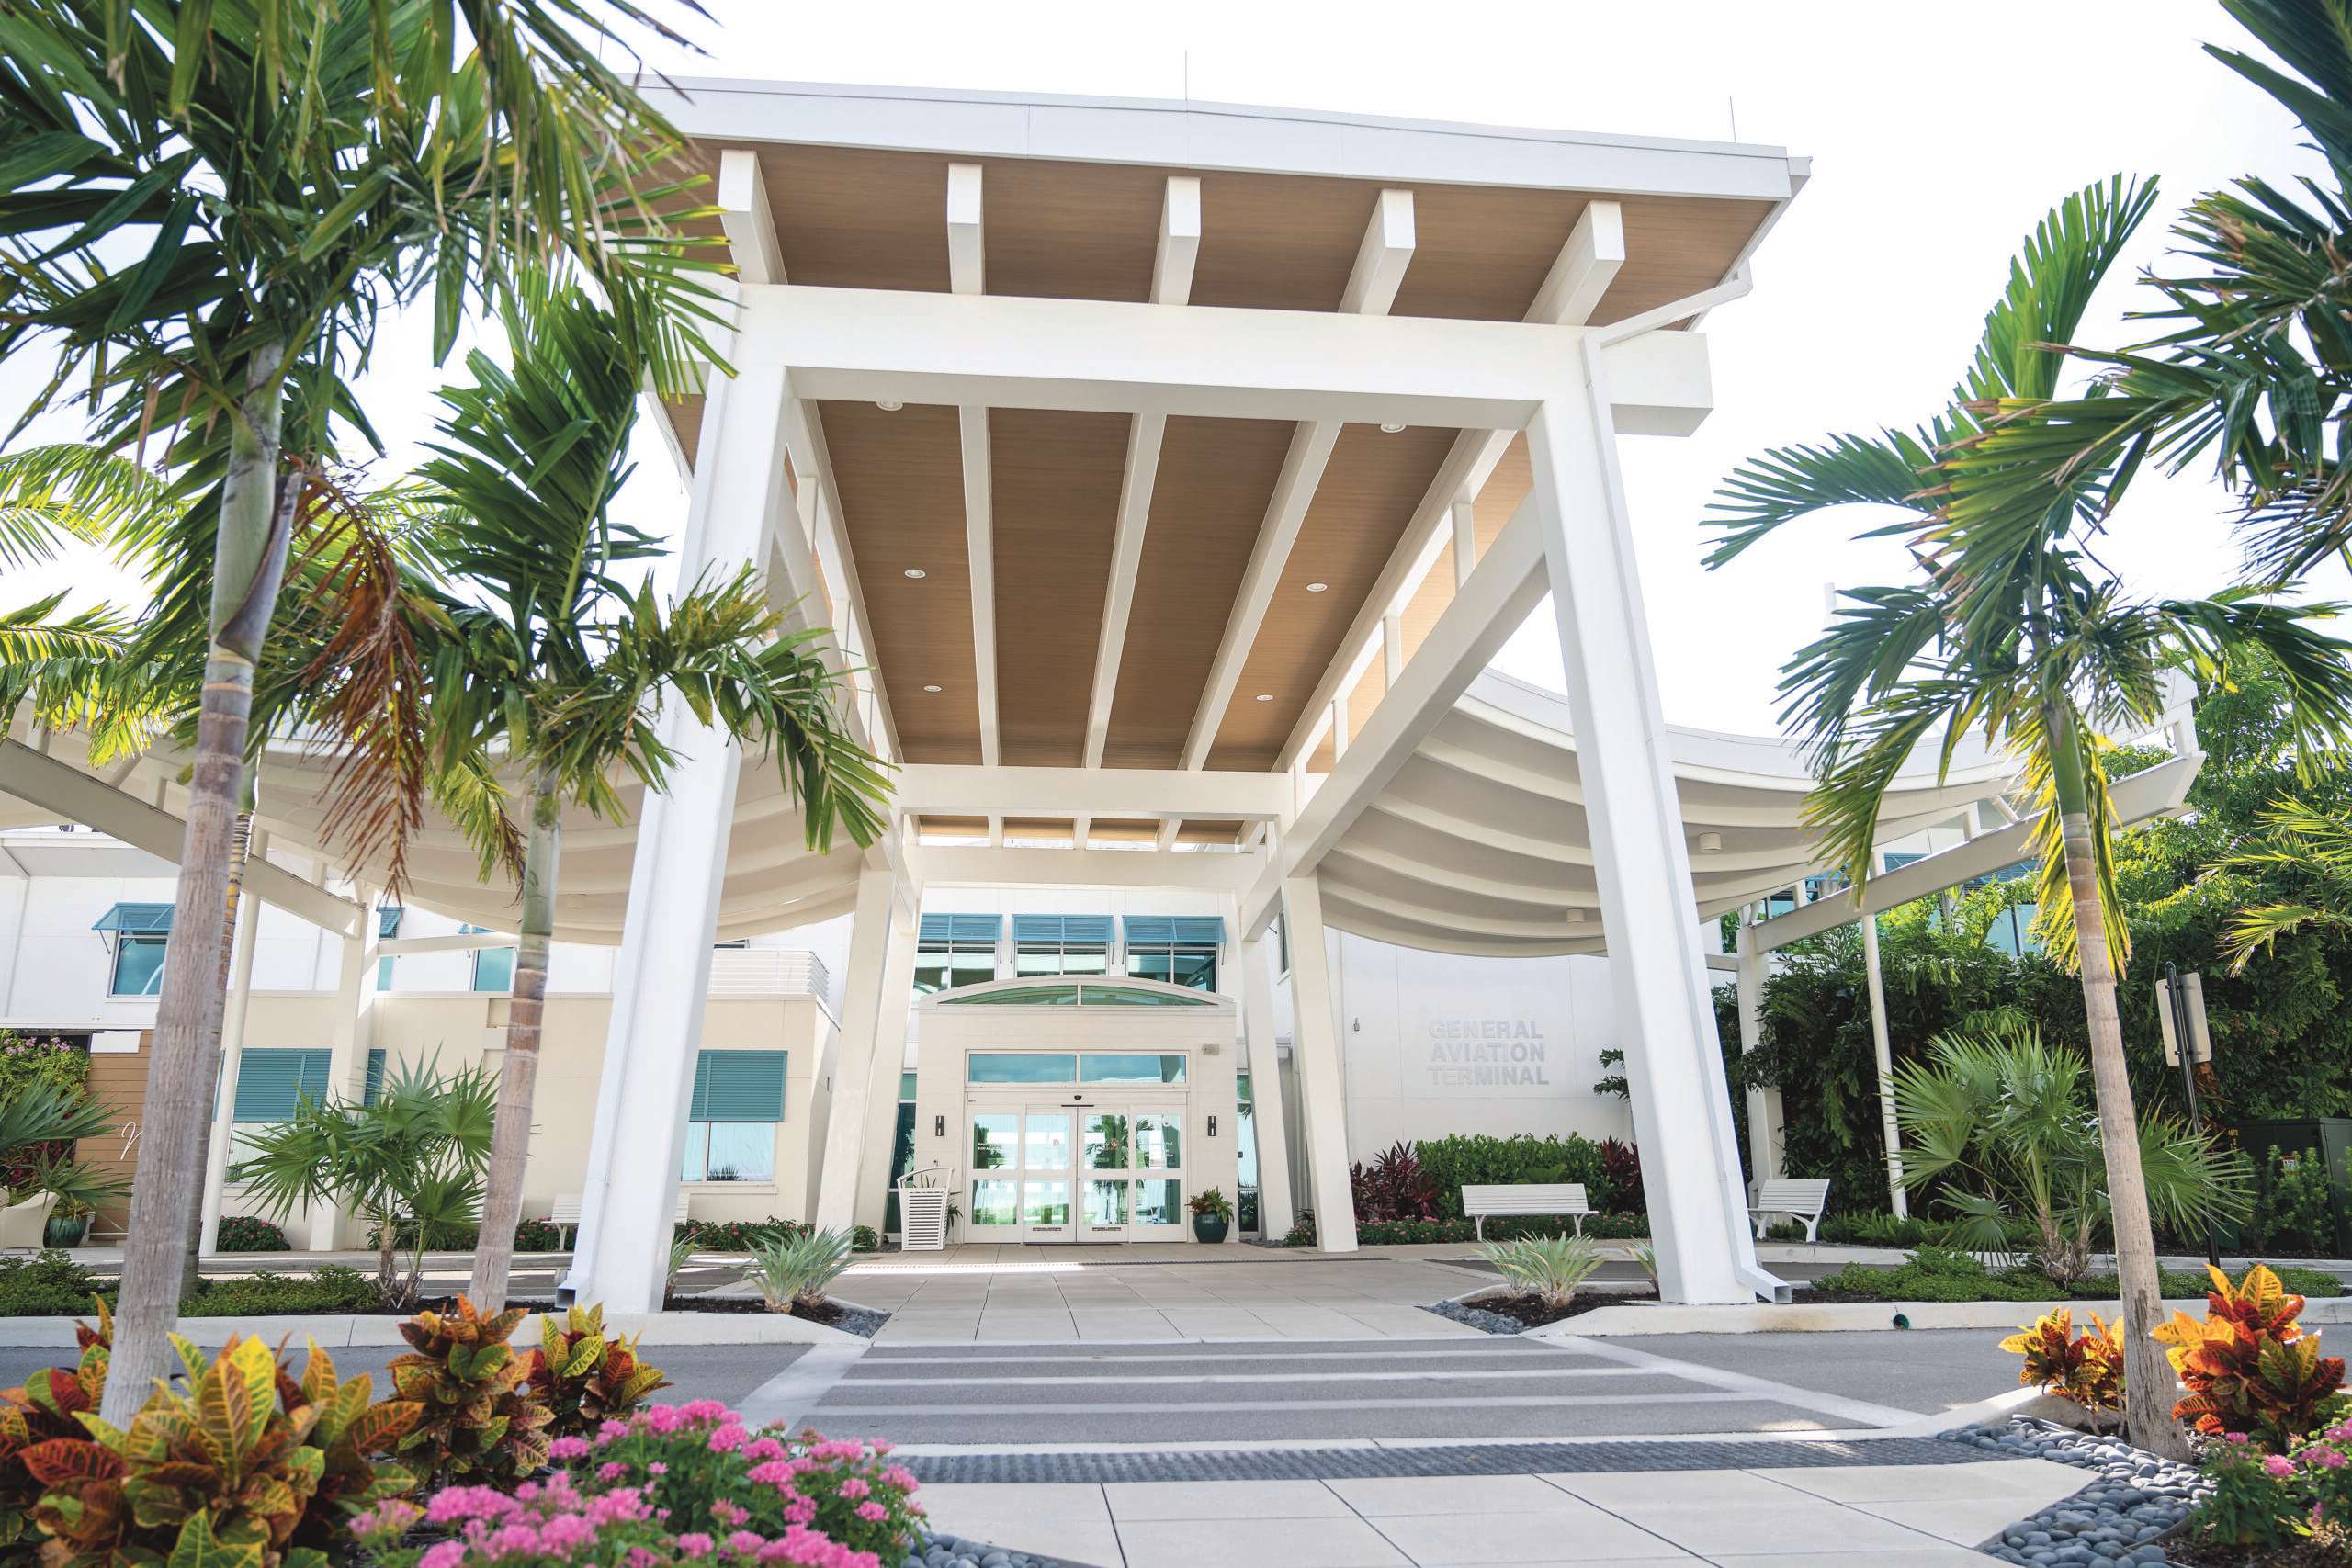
xmin=1999 ymin=1306 xmax=2127 ymax=1426
xmin=2153 ymin=1263 xmax=2350 ymax=1450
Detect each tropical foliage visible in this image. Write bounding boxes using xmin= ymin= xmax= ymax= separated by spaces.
xmin=524 ymin=1305 xmax=673 ymax=1441
xmin=21 ymin=1331 xmax=419 ymax=1565
xmin=1999 ymin=1306 xmax=2127 ymax=1425
xmin=1893 ymin=1013 xmax=2249 ymax=1285
xmin=1481 ymin=1234 xmax=1607 ymax=1311
xmin=746 ymin=1227 xmax=856 ymax=1315
xmin=387 ymin=1297 xmax=555 ymax=1487
xmin=227 ymin=1056 xmax=497 ymax=1309
xmin=0 ymin=1299 xmax=109 ymax=1550
xmin=2154 ymin=1263 xmax=2351 ymax=1450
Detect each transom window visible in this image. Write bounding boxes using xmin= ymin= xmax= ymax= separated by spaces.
xmin=938 ymin=982 xmax=1215 ymax=1008
xmin=914 ymin=914 xmax=1001 ymax=996
xmin=93 ymin=902 xmax=173 ymax=997
xmin=1123 ymin=916 xmax=1225 ymax=991
xmin=1012 ymin=915 xmax=1111 ymax=977
xmin=967 ymin=1052 xmax=1186 ymax=1086
xmin=681 ymin=1050 xmax=786 ymax=1183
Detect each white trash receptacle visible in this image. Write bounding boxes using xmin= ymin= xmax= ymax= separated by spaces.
xmin=899 ymin=1186 xmax=949 ymax=1251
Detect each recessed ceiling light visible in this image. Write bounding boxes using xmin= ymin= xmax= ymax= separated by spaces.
xmin=1254 ymin=693 xmax=1274 ymax=702
xmin=1306 ymin=582 xmax=1329 ymax=593
xmin=903 ymin=568 xmax=926 ymax=580
xmin=923 ymin=684 xmax=943 ymax=693
xmin=1379 ymin=421 xmax=1407 ymax=434
xmin=877 ymin=399 xmax=904 ymax=412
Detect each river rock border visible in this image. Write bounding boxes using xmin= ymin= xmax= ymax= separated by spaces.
xmin=906 ymin=1533 xmax=1078 ymax=1568
xmin=1939 ymin=1417 xmax=2204 ymax=1565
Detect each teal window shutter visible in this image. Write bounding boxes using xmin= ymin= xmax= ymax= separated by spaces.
xmin=920 ymin=914 xmax=1001 ymax=946
xmin=1125 ymin=916 xmax=1226 ymax=945
xmin=363 ymin=1049 xmax=387 ymax=1106
xmin=689 ymin=1051 xmax=786 ymax=1122
xmin=234 ymin=1048 xmax=333 ymax=1121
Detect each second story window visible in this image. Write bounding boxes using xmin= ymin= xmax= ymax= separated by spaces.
xmin=914 ymin=915 xmax=1000 ymax=996
xmin=92 ymin=902 xmax=173 ymax=996
xmin=1124 ymin=916 xmax=1226 ymax=991
xmin=1012 ymin=915 xmax=1112 ymax=977
xmin=375 ymin=905 xmax=402 ymax=990
xmin=463 ymin=925 xmax=515 ymax=993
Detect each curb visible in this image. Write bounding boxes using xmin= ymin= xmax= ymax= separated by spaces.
xmin=1538 ymin=1293 xmax=2352 ymax=1337
xmin=0 ymin=1309 xmax=870 ymax=1351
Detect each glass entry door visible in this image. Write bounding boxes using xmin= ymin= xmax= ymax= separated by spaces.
xmin=1077 ymin=1106 xmax=1186 ymax=1241
xmin=968 ymin=1107 xmax=1074 ymax=1242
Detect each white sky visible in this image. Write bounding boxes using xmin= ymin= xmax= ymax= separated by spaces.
xmin=7 ymin=0 xmax=2339 ymax=735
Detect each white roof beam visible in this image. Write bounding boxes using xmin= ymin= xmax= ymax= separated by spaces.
xmin=912 ymin=844 xmax=1262 ymax=894
xmin=946 ymin=163 xmax=985 ymax=295
xmin=1526 ymin=199 xmax=1623 ymax=327
xmin=717 ymin=149 xmax=786 ymax=286
xmin=947 ymin=164 xmax=1000 ymax=771
xmin=891 ymin=763 xmax=1292 ymax=820
xmin=1174 ymin=190 xmax=1417 ymax=783
xmin=1083 ymin=176 xmax=1198 ymax=773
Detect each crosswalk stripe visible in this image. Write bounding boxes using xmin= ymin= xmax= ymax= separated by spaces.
xmin=815 ymin=1391 xmax=1767 ymax=1416
xmin=840 ymin=1366 xmax=1651 ymax=1387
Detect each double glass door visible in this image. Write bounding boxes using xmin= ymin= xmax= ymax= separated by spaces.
xmin=969 ymin=1101 xmax=1185 ymax=1243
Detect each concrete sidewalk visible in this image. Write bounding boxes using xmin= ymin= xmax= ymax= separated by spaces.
xmin=915 ymin=1459 xmax=2089 ymax=1567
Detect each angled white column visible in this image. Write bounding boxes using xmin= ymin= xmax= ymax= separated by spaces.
xmin=850 ymin=913 xmax=922 ymax=1232
xmin=565 ymin=357 xmax=792 ymax=1313
xmin=1279 ymin=875 xmax=1355 ymax=1252
xmin=813 ymin=867 xmax=914 ymax=1232
xmin=1733 ymin=919 xmax=1785 ymax=1186
xmin=1527 ymin=344 xmax=1766 ymax=1304
xmin=308 ymin=877 xmax=379 ymax=1248
xmin=1238 ymin=923 xmax=1295 ymax=1237
xmin=198 ymin=829 xmax=267 ymax=1254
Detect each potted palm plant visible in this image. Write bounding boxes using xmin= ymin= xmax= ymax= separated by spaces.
xmin=1189 ymin=1188 xmax=1234 ymax=1244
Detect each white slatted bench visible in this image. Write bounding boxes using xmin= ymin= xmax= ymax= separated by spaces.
xmin=1461 ymin=1183 xmax=1589 ymax=1241
xmin=546 ymin=1190 xmax=692 ymax=1249
xmin=1748 ymin=1178 xmax=1832 ymax=1243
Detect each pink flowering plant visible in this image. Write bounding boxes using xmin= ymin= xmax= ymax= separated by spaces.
xmin=356 ymin=1399 xmax=926 ymax=1567
xmin=2190 ymin=1419 xmax=2352 ymax=1551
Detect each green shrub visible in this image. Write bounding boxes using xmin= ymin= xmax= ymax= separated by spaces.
xmin=514 ymin=1216 xmax=567 ymax=1252
xmin=1414 ymin=1134 xmax=1620 ymax=1216
xmin=677 ymin=1215 xmax=803 ymax=1252
xmin=0 ymin=1250 xmax=107 ymax=1316
xmin=2244 ymin=1149 xmax=2338 ymax=1256
xmin=852 ymin=1224 xmax=881 ymax=1251
xmin=180 ymin=1265 xmax=382 ymax=1316
xmin=1817 ymin=1212 xmax=1943 ymax=1247
xmin=1484 ymin=1234 xmax=1606 ymax=1308
xmin=1809 ymin=1247 xmax=2347 ymax=1303
xmin=211 ymin=1213 xmax=290 ymax=1252
xmin=1283 ymin=1211 xmax=1317 ymax=1247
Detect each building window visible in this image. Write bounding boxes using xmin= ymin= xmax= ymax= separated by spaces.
xmin=464 ymin=926 xmax=515 ymax=993
xmin=233 ymin=1048 xmax=334 ymax=1122
xmin=1079 ymin=1053 xmax=1187 ymax=1085
xmin=375 ymin=906 xmax=402 ymax=991
xmin=1123 ymin=916 xmax=1226 ymax=991
xmin=681 ymin=1050 xmax=786 ymax=1183
xmin=914 ymin=914 xmax=1000 ymax=995
xmin=93 ymin=902 xmax=173 ymax=996
xmin=1012 ymin=915 xmax=1111 ymax=977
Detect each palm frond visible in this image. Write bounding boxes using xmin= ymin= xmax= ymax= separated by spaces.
xmin=1702 ymin=428 xmax=1937 ymax=567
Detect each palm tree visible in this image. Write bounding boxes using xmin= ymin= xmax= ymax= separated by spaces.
xmin=1703 ymin=177 xmax=2352 ymax=1453
xmin=397 ymin=283 xmax=890 ymax=1309
xmin=1894 ymin=1012 xmax=2248 ymax=1287
xmin=2217 ymin=795 xmax=2352 ymax=971
xmin=229 ymin=1057 xmax=498 ymax=1309
xmin=0 ymin=0 xmax=723 ymax=1421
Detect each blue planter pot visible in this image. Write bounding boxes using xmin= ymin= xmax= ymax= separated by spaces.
xmin=1192 ymin=1213 xmax=1230 ymax=1244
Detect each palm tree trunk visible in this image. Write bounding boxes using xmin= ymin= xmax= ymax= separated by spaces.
xmin=179 ymin=790 xmax=255 ymax=1297
xmin=103 ymin=344 xmax=294 ymax=1425
xmin=2050 ymin=705 xmax=2182 ymax=1458
xmin=469 ymin=773 xmax=560 ymax=1310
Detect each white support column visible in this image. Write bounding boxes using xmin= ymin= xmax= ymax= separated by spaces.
xmin=850 ymin=916 xmax=922 ymax=1233
xmin=1239 ymin=923 xmax=1295 ymax=1237
xmin=1279 ymin=876 xmax=1355 ymax=1252
xmin=308 ymin=880 xmax=379 ymax=1249
xmin=1860 ymin=854 xmax=1907 ymax=1217
xmin=198 ymin=829 xmax=267 ymax=1255
xmin=565 ymin=354 xmax=794 ymax=1313
xmin=1733 ymin=919 xmax=1784 ymax=1186
xmin=813 ymin=868 xmax=912 ymax=1232
xmin=1527 ymin=344 xmax=1766 ymax=1304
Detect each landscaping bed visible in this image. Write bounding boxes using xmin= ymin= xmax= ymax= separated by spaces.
xmin=1425 ymin=1288 xmax=1657 ymax=1334
xmin=1800 ymin=1247 xmax=2347 ymax=1305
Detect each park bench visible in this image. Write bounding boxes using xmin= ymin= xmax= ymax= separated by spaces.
xmin=1748 ymin=1178 xmax=1833 ymax=1243
xmin=545 ymin=1190 xmax=692 ymax=1250
xmin=1462 ymin=1182 xmax=1590 ymax=1241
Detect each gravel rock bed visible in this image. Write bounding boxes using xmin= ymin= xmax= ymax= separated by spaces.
xmin=826 ymin=1303 xmax=890 ymax=1338
xmin=905 ymin=1533 xmax=1078 ymax=1567
xmin=1940 ymin=1417 xmax=2205 ymax=1565
xmin=1419 ymin=1298 xmax=1530 ymax=1335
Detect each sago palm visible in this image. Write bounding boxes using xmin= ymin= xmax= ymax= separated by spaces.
xmin=1704 ymin=175 xmax=2352 ymax=1452
xmin=0 ymin=0 xmax=720 ymax=1419
xmin=398 ymin=284 xmax=891 ymax=1308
